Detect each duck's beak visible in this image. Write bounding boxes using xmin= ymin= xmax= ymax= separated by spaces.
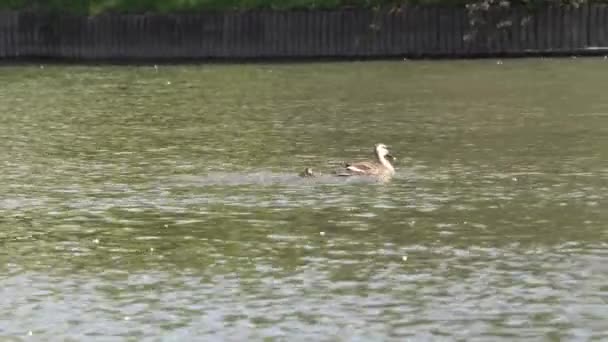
xmin=386 ymin=154 xmax=396 ymax=161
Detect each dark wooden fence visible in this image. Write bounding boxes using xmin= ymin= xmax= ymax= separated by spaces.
xmin=1 ymin=5 xmax=608 ymax=61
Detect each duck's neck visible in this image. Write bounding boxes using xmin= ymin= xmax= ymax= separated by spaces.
xmin=376 ymin=153 xmax=395 ymax=174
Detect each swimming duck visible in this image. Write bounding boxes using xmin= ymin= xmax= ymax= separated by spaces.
xmin=299 ymin=167 xmax=317 ymax=178
xmin=336 ymin=143 xmax=396 ymax=181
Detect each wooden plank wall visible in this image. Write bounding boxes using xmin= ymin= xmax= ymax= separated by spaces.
xmin=0 ymin=5 xmax=607 ymax=61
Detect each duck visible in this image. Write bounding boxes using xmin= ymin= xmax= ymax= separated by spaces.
xmin=335 ymin=143 xmax=396 ymax=181
xmin=299 ymin=167 xmax=317 ymax=178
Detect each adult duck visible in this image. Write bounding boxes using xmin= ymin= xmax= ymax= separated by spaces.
xmin=336 ymin=143 xmax=396 ymax=181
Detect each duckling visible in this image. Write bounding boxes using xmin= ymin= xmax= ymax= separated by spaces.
xmin=299 ymin=167 xmax=316 ymax=178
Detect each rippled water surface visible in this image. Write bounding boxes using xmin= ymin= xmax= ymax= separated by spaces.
xmin=1 ymin=59 xmax=607 ymax=340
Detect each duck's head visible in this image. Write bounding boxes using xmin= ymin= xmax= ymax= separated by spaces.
xmin=375 ymin=143 xmax=396 ymax=161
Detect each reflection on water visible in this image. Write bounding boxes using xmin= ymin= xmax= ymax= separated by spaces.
xmin=1 ymin=59 xmax=607 ymax=340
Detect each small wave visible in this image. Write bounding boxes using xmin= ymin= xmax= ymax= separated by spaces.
xmin=168 ymin=172 xmax=381 ymax=187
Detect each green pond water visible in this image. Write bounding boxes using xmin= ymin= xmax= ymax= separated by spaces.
xmin=0 ymin=59 xmax=606 ymax=340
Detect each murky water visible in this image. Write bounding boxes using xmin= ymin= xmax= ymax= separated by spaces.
xmin=1 ymin=59 xmax=606 ymax=340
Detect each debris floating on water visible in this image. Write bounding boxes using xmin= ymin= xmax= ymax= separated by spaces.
xmin=402 ymin=256 xmax=408 ymax=262
xmin=319 ymin=231 xmax=325 ymax=236
xmin=93 ymin=238 xmax=100 ymax=244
